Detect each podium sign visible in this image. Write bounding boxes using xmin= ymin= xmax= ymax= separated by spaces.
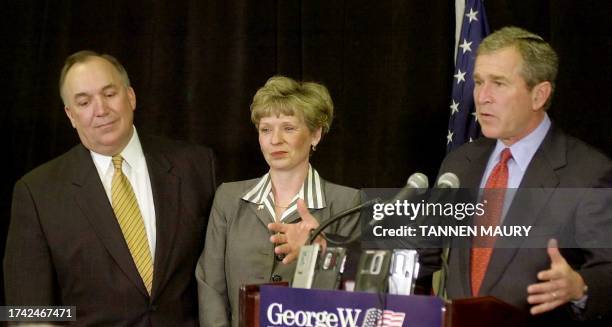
xmin=259 ymin=286 xmax=444 ymax=327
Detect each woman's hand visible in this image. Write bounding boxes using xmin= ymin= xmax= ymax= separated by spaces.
xmin=268 ymin=199 xmax=326 ymax=264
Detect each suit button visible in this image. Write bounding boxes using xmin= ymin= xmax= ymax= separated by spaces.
xmin=149 ymin=304 xmax=158 ymax=312
xmin=271 ymin=274 xmax=282 ymax=282
xmin=275 ymin=254 xmax=285 ymax=261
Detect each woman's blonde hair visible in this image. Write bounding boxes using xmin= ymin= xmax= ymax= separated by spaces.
xmin=250 ymin=76 xmax=334 ymax=134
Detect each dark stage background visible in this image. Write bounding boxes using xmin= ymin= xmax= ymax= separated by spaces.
xmin=1 ymin=0 xmax=610 ymax=303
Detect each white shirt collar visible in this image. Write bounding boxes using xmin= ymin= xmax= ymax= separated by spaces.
xmin=91 ymin=126 xmax=144 ymax=174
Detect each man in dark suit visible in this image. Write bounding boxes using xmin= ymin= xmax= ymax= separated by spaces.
xmin=263 ymin=26 xmax=612 ymax=325
xmin=4 ymin=51 xmax=216 ymax=325
xmin=437 ymin=26 xmax=612 ymax=324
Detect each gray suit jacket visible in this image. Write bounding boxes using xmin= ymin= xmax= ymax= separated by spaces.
xmin=5 ymin=136 xmax=216 ymax=326
xmin=196 ymin=177 xmax=361 ymax=327
xmin=438 ymin=125 xmax=612 ymax=322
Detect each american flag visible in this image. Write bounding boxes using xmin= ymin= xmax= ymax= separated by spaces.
xmin=361 ymin=308 xmax=406 ymax=327
xmin=446 ymin=0 xmax=490 ymax=152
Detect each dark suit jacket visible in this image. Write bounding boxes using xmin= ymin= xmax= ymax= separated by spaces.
xmin=4 ymin=135 xmax=216 ymax=326
xmin=438 ymin=125 xmax=612 ymax=324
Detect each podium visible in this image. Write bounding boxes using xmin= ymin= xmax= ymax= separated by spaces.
xmin=239 ymin=284 xmax=526 ymax=327
xmin=239 ymin=282 xmax=289 ymax=327
xmin=445 ymin=296 xmax=527 ymax=326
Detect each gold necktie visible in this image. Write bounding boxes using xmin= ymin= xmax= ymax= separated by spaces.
xmin=111 ymin=155 xmax=153 ymax=294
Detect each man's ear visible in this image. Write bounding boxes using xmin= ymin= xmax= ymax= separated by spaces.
xmin=531 ymin=81 xmax=552 ymax=111
xmin=64 ymin=106 xmax=77 ymax=128
xmin=127 ymin=87 xmax=136 ymax=111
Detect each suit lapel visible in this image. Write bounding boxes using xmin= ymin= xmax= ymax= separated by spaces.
xmin=460 ymin=139 xmax=494 ymax=188
xmin=283 ymin=209 xmax=305 ymax=224
xmin=71 ymin=145 xmax=149 ymax=296
xmin=480 ymin=127 xmax=565 ymax=295
xmin=244 ymin=198 xmax=323 ymax=231
xmin=142 ymin=140 xmax=181 ymax=300
xmin=247 ymin=201 xmax=276 ymax=226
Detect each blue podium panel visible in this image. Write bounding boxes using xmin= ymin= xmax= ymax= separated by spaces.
xmin=260 ymin=286 xmax=444 ymax=327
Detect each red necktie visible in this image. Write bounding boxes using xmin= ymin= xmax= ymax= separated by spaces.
xmin=471 ymin=148 xmax=512 ymax=296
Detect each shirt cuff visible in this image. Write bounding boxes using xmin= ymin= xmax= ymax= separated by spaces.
xmin=571 ymin=294 xmax=588 ymax=310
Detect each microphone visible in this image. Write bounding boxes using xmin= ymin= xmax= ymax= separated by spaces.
xmin=366 ymin=172 xmax=429 ymax=229
xmin=388 ymin=172 xmax=430 ymax=203
xmin=307 ymin=197 xmax=381 ymax=245
xmin=358 ymin=173 xmax=428 ymax=293
xmin=306 ymin=172 xmax=429 ymax=245
xmin=432 ymin=172 xmax=459 ymax=299
xmin=436 ymin=172 xmax=460 ymax=189
xmin=427 ymin=172 xmax=461 ymax=207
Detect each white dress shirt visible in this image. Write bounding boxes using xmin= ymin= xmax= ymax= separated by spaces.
xmin=90 ymin=127 xmax=157 ymax=258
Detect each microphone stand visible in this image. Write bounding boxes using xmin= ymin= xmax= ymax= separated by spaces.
xmin=306 ymin=197 xmax=381 ymax=245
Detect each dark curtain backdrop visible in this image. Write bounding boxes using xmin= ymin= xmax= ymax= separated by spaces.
xmin=1 ymin=0 xmax=610 ymax=303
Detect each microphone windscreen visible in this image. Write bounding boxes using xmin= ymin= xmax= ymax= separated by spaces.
xmin=436 ymin=172 xmax=460 ymax=189
xmin=407 ymin=172 xmax=429 ymax=190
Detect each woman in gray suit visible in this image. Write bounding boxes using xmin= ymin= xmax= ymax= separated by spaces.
xmin=196 ymin=76 xmax=361 ymax=327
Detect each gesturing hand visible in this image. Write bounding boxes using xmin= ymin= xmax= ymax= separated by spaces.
xmin=268 ymin=199 xmax=325 ymax=264
xmin=527 ymin=239 xmax=587 ymax=315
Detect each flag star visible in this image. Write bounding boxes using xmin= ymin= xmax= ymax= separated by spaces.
xmin=446 ymin=130 xmax=454 ymax=144
xmin=469 ymin=137 xmax=474 ymax=143
xmin=472 ymin=111 xmax=478 ymax=122
xmin=454 ymin=69 xmax=466 ymax=84
xmin=466 ymin=8 xmax=479 ymax=23
xmin=459 ymin=39 xmax=472 ymax=54
xmin=450 ymin=100 xmax=460 ymax=115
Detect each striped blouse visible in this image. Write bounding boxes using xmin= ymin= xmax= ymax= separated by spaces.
xmin=241 ymin=165 xmax=326 ymax=221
